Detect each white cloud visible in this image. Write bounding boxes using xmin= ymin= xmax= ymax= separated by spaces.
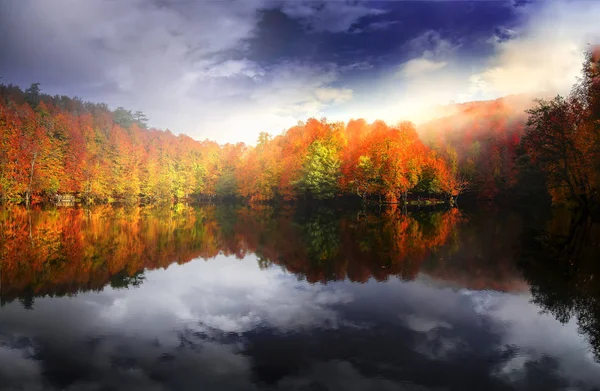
xmin=330 ymin=1 xmax=600 ymax=129
xmin=94 ymin=254 xmax=353 ymax=335
xmin=196 ymin=59 xmax=265 ymax=80
xmin=340 ymin=61 xmax=374 ymax=72
xmin=156 ymin=62 xmax=355 ymax=144
xmin=468 ymin=0 xmax=600 ymax=97
xmin=403 ymin=314 xmax=453 ymax=333
xmin=396 ymin=30 xmax=457 ymax=78
xmin=315 ymin=87 xmax=353 ymax=103
xmin=398 ymin=58 xmax=448 ymax=78
xmin=406 ymin=30 xmax=458 ymax=59
xmin=325 ymin=29 xmax=464 ymax=125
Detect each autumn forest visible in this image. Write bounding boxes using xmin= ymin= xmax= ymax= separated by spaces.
xmin=1 ymin=49 xmax=599 ymax=208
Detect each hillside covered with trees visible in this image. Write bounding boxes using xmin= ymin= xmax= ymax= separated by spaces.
xmin=1 ymin=49 xmax=599 ymax=208
xmin=0 ymin=85 xmax=464 ymax=205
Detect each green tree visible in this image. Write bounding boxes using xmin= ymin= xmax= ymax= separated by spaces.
xmin=216 ymin=170 xmax=238 ymax=198
xmin=295 ymin=140 xmax=341 ymax=199
xmin=113 ymin=107 xmax=134 ymax=128
xmin=133 ymin=111 xmax=148 ymax=129
xmin=25 ymin=83 xmax=41 ymax=108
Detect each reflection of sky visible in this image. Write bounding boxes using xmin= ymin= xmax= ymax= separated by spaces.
xmin=1 ymin=255 xmax=599 ymax=390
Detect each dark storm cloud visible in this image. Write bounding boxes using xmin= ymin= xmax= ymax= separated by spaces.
xmin=248 ymin=1 xmax=519 ymax=70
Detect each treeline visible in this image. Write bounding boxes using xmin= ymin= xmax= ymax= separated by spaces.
xmin=0 ymin=84 xmax=462 ymax=205
xmin=1 ymin=48 xmax=598 ymax=207
xmin=0 ymin=83 xmax=232 ymax=205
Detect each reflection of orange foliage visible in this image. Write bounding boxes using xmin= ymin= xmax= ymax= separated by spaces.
xmin=1 ymin=205 xmax=526 ymax=303
xmin=0 ymin=205 xmax=228 ymax=302
xmin=226 ymin=206 xmax=464 ymax=284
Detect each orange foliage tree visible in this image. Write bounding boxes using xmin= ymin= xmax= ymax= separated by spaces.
xmin=0 ymin=83 xmax=464 ymax=205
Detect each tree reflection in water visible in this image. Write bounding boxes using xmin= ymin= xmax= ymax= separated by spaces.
xmin=2 ymin=203 xmax=599 ymax=362
xmin=1 ymin=204 xmax=499 ymax=299
xmin=517 ymin=209 xmax=600 ymax=361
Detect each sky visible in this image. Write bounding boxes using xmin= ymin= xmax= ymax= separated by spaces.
xmin=1 ymin=0 xmax=600 ymax=145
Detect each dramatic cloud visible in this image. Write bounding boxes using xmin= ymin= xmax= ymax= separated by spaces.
xmin=180 ymin=62 xmax=355 ymax=143
xmin=0 ymin=0 xmax=368 ymax=144
xmin=0 ymin=0 xmax=598 ymax=144
xmin=397 ymin=30 xmax=455 ymax=77
xmin=328 ymin=0 xmax=600 ymax=129
xmin=467 ymin=0 xmax=600 ymax=97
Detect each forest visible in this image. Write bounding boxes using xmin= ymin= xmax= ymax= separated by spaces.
xmin=1 ymin=49 xmax=598 ymax=208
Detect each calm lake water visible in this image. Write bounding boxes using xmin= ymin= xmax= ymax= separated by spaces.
xmin=1 ymin=204 xmax=600 ymax=390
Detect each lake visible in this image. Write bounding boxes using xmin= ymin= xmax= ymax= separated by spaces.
xmin=1 ymin=204 xmax=600 ymax=390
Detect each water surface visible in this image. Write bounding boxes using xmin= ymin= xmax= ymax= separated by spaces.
xmin=1 ymin=204 xmax=600 ymax=390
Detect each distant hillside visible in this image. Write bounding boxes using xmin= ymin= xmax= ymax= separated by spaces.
xmin=417 ymin=95 xmax=540 ymax=199
xmin=418 ymin=94 xmax=537 ymax=148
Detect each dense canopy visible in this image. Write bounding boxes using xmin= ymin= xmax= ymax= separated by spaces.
xmin=1 ymin=48 xmax=599 ymax=208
